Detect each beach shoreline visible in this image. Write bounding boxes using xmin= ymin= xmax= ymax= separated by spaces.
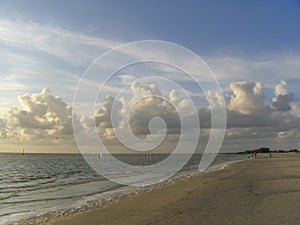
xmin=27 ymin=158 xmax=246 ymax=225
xmin=42 ymin=153 xmax=300 ymax=225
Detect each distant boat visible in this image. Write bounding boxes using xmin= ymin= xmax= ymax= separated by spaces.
xmin=99 ymin=153 xmax=103 ymax=159
xmin=22 ymin=148 xmax=25 ymax=155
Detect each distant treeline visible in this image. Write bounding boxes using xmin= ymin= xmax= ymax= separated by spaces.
xmin=238 ymin=147 xmax=299 ymax=154
xmin=272 ymin=149 xmax=299 ymax=153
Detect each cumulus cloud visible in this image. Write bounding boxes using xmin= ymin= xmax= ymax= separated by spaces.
xmin=7 ymin=88 xmax=73 ymax=142
xmin=272 ymin=80 xmax=296 ymax=111
xmin=80 ymin=80 xmax=300 ymax=145
xmin=224 ymin=80 xmax=300 ymax=140
xmin=1 ymin=79 xmax=300 ymax=149
xmin=272 ymin=93 xmax=295 ymax=111
xmin=95 ymin=95 xmax=122 ymax=129
xmin=196 ymin=80 xmax=300 ymax=143
xmin=0 ymin=119 xmax=7 ymax=136
xmin=86 ymin=81 xmax=196 ymax=140
xmin=274 ymin=80 xmax=288 ymax=96
xmin=169 ymin=89 xmax=194 ymax=116
xmin=128 ymin=96 xmax=180 ymax=135
xmin=228 ymin=81 xmax=265 ymax=115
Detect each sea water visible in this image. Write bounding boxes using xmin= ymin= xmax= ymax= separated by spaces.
xmin=0 ymin=153 xmax=248 ymax=224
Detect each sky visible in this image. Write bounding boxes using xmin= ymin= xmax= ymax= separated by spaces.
xmin=0 ymin=0 xmax=300 ymax=153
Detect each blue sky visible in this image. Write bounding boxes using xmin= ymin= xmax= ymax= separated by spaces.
xmin=1 ymin=0 xmax=300 ymax=153
xmin=1 ymin=0 xmax=300 ymax=53
xmin=0 ymin=1 xmax=299 ymax=94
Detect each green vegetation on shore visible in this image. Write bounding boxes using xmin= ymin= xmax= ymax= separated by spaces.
xmin=238 ymin=147 xmax=299 ymax=154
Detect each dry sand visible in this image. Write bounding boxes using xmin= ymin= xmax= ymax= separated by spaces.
xmin=45 ymin=154 xmax=300 ymax=225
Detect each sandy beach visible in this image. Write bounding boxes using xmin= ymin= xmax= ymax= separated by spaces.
xmin=45 ymin=154 xmax=300 ymax=225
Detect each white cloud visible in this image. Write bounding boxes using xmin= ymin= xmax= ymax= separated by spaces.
xmin=0 ymin=19 xmax=121 ymax=64
xmin=118 ymin=81 xmax=179 ymax=136
xmin=81 ymin=81 xmax=196 ymax=140
xmin=77 ymin=79 xmax=300 ymax=146
xmin=95 ymin=95 xmax=122 ymax=129
xmin=118 ymin=75 xmax=136 ymax=85
xmin=0 ymin=79 xmax=300 ymax=151
xmin=198 ymin=81 xmax=300 ymax=142
xmin=207 ymin=54 xmax=300 ymax=84
xmin=226 ymin=81 xmax=300 ymax=143
xmin=274 ymin=80 xmax=288 ymax=96
xmin=272 ymin=80 xmax=296 ymax=111
xmin=228 ymin=81 xmax=265 ymax=115
xmin=7 ymin=88 xmax=73 ymax=143
xmin=277 ymin=129 xmax=300 ymax=139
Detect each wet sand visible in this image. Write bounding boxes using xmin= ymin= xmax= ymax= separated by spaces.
xmin=46 ymin=153 xmax=300 ymax=225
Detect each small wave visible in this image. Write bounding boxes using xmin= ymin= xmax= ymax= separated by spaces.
xmin=66 ymin=170 xmax=84 ymax=175
xmin=8 ymin=175 xmax=52 ymax=183
xmin=0 ymin=193 xmax=19 ymax=201
xmin=0 ymin=209 xmax=34 ymax=218
xmin=0 ymin=179 xmax=96 ymax=196
xmin=37 ymin=178 xmax=56 ymax=184
xmin=205 ymin=158 xmax=248 ymax=173
xmin=1 ymin=195 xmax=78 ymax=205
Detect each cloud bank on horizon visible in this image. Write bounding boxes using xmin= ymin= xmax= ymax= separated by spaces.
xmin=1 ymin=79 xmax=299 ymax=152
